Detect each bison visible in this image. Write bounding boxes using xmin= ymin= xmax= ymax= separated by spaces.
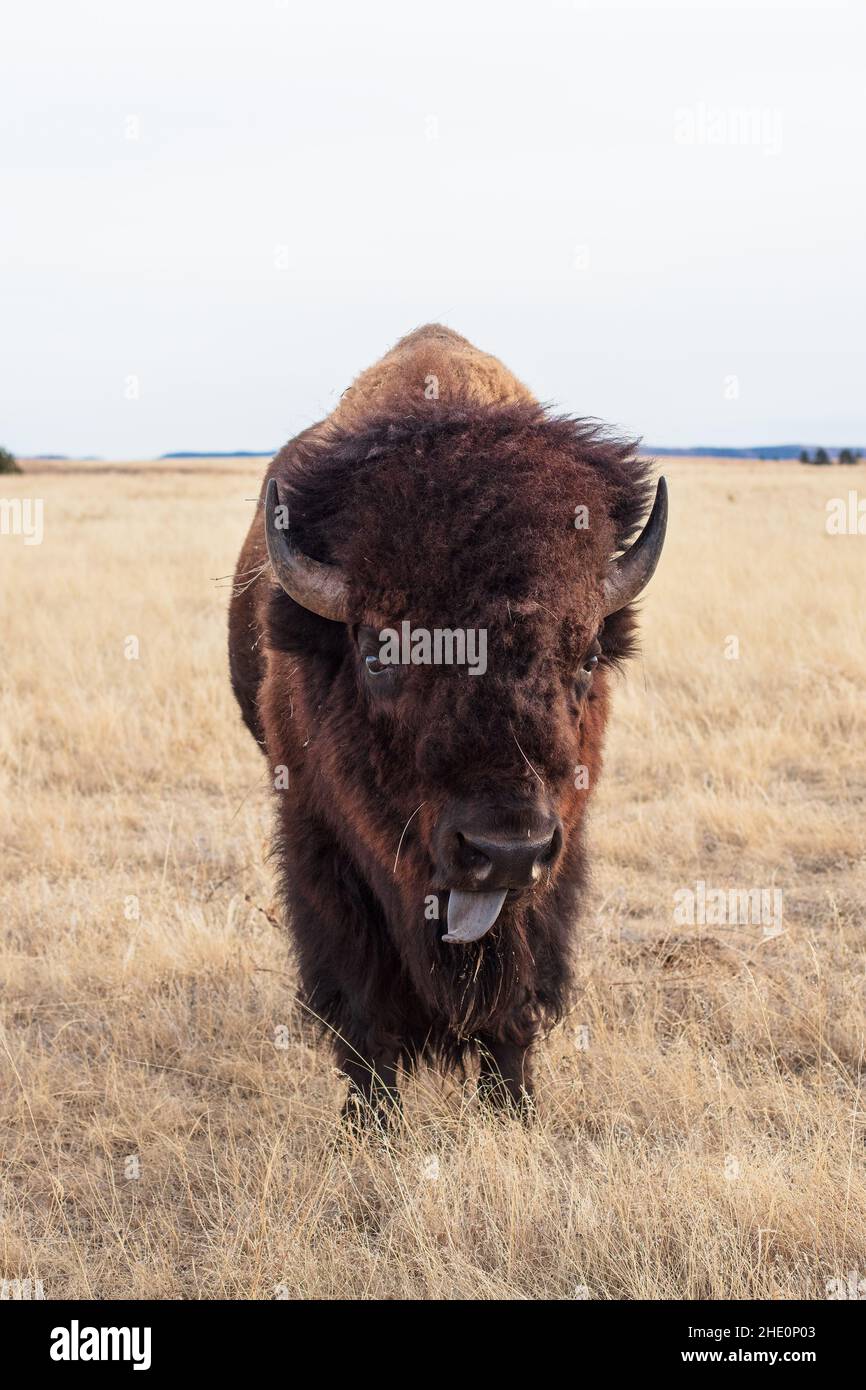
xmin=228 ymin=324 xmax=667 ymax=1123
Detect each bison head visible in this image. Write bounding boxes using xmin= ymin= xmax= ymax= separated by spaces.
xmin=261 ymin=404 xmax=665 ymax=995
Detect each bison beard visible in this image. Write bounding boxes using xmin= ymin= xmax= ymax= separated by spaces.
xmin=228 ymin=324 xmax=666 ymax=1125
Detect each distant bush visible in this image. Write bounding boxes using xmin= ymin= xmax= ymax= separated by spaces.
xmin=0 ymin=446 xmax=21 ymax=474
xmin=801 ymin=446 xmax=862 ymax=466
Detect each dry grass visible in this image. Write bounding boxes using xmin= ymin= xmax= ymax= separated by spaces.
xmin=1 ymin=455 xmax=864 ymax=1300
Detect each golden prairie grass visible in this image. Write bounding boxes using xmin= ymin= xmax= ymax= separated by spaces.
xmin=1 ymin=455 xmax=864 ymax=1300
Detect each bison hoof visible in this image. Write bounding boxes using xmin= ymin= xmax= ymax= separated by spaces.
xmin=477 ymin=1077 xmax=536 ymax=1122
xmin=340 ymin=1088 xmax=402 ymax=1138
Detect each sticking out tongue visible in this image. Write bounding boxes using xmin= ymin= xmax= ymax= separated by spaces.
xmin=441 ymin=888 xmax=508 ymax=944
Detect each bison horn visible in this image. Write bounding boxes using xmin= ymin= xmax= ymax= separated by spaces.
xmin=264 ymin=477 xmax=351 ymax=623
xmin=602 ymin=476 xmax=668 ymax=617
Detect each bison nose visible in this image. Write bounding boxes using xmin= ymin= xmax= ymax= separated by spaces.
xmin=450 ymin=819 xmax=563 ymax=890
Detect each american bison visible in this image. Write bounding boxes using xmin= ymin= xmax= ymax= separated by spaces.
xmin=228 ymin=325 xmax=667 ymax=1123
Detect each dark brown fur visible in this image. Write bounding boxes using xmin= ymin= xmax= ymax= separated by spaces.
xmin=228 ymin=326 xmax=654 ymax=1119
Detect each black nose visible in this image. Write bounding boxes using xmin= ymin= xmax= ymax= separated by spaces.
xmin=444 ymin=817 xmax=563 ymax=890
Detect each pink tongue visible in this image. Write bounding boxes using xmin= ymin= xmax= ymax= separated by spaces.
xmin=442 ymin=888 xmax=508 ymax=944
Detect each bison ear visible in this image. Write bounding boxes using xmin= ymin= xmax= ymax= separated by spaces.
xmin=264 ymin=478 xmax=351 ymax=623
xmin=601 ymin=476 xmax=668 ymax=616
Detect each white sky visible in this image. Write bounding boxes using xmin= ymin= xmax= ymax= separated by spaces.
xmin=2 ymin=0 xmax=864 ymax=458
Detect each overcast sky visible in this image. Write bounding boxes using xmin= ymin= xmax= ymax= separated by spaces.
xmin=3 ymin=0 xmax=864 ymax=458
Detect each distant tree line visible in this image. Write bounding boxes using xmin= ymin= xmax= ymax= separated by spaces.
xmin=800 ymin=447 xmax=862 ymax=465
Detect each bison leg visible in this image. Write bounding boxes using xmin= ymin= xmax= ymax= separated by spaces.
xmin=338 ymin=1047 xmax=401 ymax=1133
xmin=477 ymin=1038 xmax=534 ymax=1118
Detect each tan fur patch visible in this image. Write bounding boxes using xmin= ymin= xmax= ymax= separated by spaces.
xmin=330 ymin=323 xmax=536 ymax=431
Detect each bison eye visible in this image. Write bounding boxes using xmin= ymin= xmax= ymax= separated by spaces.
xmin=364 ymin=654 xmax=389 ymax=677
xmin=572 ymin=642 xmax=601 ymax=702
xmin=356 ymin=625 xmax=400 ymax=692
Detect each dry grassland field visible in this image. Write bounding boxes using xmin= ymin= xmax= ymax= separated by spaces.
xmin=1 ymin=454 xmax=864 ymax=1301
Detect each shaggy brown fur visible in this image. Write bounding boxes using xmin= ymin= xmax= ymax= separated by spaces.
xmin=229 ymin=324 xmax=654 ymax=1120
